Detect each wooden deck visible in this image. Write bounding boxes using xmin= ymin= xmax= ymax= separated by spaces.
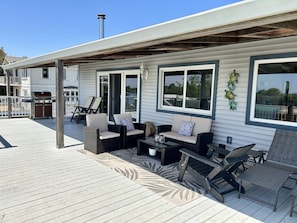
xmin=0 ymin=118 xmax=295 ymax=222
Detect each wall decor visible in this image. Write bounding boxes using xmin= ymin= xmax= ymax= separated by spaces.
xmin=225 ymin=70 xmax=240 ymax=110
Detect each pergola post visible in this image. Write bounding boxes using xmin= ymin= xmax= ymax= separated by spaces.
xmin=55 ymin=60 xmax=64 ymax=149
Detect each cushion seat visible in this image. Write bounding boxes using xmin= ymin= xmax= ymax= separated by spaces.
xmin=160 ymin=131 xmax=197 ymax=144
xmin=126 ymin=129 xmax=144 ymax=136
xmin=158 ymin=114 xmax=213 ymax=156
xmin=100 ymin=131 xmax=121 ymax=140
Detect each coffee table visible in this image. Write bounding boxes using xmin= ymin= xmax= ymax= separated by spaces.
xmin=137 ymin=137 xmax=182 ymax=165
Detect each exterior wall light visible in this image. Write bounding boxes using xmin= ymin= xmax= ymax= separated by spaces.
xmin=140 ymin=62 xmax=149 ymax=80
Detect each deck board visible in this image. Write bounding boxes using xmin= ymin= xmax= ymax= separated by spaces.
xmin=0 ymin=118 xmax=292 ymax=222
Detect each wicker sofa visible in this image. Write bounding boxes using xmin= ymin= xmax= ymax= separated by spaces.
xmin=158 ymin=114 xmax=213 ymax=156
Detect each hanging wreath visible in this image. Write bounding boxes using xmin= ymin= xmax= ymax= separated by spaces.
xmin=225 ymin=70 xmax=240 ymax=110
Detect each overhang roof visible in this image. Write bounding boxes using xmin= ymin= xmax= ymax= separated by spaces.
xmin=3 ymin=0 xmax=297 ymax=70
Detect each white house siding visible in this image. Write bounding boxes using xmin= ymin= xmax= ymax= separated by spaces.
xmin=79 ymin=35 xmax=297 ymax=151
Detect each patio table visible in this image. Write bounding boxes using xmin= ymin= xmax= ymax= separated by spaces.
xmin=137 ymin=137 xmax=182 ymax=165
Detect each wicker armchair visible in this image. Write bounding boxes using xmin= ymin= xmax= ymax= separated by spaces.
xmin=84 ymin=113 xmax=124 ymax=154
xmin=113 ymin=113 xmax=146 ymax=149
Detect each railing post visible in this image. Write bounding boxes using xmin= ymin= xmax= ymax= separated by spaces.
xmin=6 ymin=72 xmax=11 ymax=118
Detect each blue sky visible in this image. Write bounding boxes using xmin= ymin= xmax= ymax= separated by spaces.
xmin=2 ymin=0 xmax=241 ymax=58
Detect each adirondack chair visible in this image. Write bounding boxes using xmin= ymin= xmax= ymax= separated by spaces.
xmin=71 ymin=96 xmax=94 ymax=122
xmin=238 ymin=129 xmax=297 ymax=211
xmin=178 ymin=143 xmax=255 ymax=203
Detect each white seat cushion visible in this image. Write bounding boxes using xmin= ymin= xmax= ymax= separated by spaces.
xmin=190 ymin=116 xmax=212 ymax=135
xmin=126 ymin=129 xmax=144 ymax=136
xmin=114 ymin=113 xmax=133 ymax=125
xmin=86 ymin=113 xmax=108 ymax=132
xmin=100 ymin=131 xmax=120 ymax=140
xmin=160 ymin=131 xmax=197 ymax=144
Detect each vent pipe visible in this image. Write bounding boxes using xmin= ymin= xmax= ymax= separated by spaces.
xmin=97 ymin=14 xmax=106 ymax=39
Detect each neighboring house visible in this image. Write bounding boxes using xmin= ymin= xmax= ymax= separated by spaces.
xmin=1 ymin=56 xmax=78 ymax=101
xmin=3 ymin=0 xmax=297 ymax=150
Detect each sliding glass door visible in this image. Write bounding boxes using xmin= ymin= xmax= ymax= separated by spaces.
xmin=97 ymin=70 xmax=140 ymax=122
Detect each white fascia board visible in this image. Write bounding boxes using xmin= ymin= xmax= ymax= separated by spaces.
xmin=3 ymin=0 xmax=297 ymax=70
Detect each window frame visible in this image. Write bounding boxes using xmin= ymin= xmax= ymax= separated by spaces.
xmin=42 ymin=68 xmax=49 ymax=79
xmin=157 ymin=61 xmax=218 ymax=119
xmin=246 ymin=53 xmax=297 ymax=130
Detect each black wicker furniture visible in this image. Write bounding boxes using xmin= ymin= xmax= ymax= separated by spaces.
xmin=113 ymin=113 xmax=146 ymax=149
xmin=158 ymin=114 xmax=213 ymax=156
xmin=84 ymin=113 xmax=124 ymax=154
xmin=137 ymin=137 xmax=182 ymax=165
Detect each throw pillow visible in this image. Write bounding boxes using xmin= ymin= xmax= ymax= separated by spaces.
xmin=178 ymin=121 xmax=195 ymax=136
xmin=120 ymin=117 xmax=135 ymax=131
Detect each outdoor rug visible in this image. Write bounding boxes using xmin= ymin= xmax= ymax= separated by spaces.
xmin=80 ymin=148 xmax=203 ymax=205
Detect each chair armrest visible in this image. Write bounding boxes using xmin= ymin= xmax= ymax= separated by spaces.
xmin=84 ymin=126 xmax=100 ymax=140
xmin=207 ymin=144 xmax=229 ymax=156
xmin=158 ymin=125 xmax=172 ymax=133
xmin=195 ymin=132 xmax=214 ymax=156
xmin=134 ymin=123 xmax=146 ymax=131
xmin=180 ymin=148 xmax=221 ymax=168
xmin=108 ymin=124 xmax=123 ymax=134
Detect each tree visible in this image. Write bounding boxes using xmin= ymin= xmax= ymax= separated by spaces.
xmin=0 ymin=47 xmax=6 ymax=65
xmin=0 ymin=47 xmax=6 ymax=75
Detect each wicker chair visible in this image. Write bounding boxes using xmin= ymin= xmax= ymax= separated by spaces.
xmin=113 ymin=113 xmax=146 ymax=149
xmin=84 ymin=113 xmax=124 ymax=154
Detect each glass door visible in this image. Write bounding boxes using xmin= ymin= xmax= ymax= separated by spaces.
xmin=123 ymin=73 xmax=139 ymax=121
xmin=97 ymin=69 xmax=140 ymax=122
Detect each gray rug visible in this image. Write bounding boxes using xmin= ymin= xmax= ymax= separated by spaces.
xmin=81 ymin=148 xmax=203 ymax=205
xmin=110 ymin=148 xmax=204 ymax=194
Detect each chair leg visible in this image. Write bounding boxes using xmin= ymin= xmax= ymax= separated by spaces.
xmin=290 ymin=196 xmax=296 ymax=217
xmin=178 ymin=154 xmax=189 ymax=182
xmin=208 ymin=187 xmax=224 ymax=203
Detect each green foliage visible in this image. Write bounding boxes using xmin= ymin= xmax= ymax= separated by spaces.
xmin=0 ymin=47 xmax=6 ymax=65
xmin=0 ymin=47 xmax=5 ymax=75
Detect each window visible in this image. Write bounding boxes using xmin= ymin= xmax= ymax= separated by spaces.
xmin=158 ymin=62 xmax=218 ymax=117
xmin=42 ymin=68 xmax=49 ymax=79
xmin=63 ymin=69 xmax=66 ymax=80
xmin=247 ymin=53 xmax=297 ymax=129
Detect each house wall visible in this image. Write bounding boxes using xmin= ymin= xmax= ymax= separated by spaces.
xmin=79 ymin=35 xmax=297 ymax=151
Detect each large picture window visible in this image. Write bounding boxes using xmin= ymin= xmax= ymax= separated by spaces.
xmin=247 ymin=54 xmax=297 ymax=129
xmin=158 ymin=62 xmax=217 ymax=117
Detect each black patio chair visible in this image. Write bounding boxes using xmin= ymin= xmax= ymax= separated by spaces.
xmin=84 ymin=113 xmax=124 ymax=154
xmin=113 ymin=113 xmax=146 ymax=149
xmin=178 ymin=143 xmax=255 ymax=203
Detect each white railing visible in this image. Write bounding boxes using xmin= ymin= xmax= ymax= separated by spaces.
xmin=0 ymin=96 xmax=78 ymax=119
xmin=0 ymin=76 xmax=22 ymax=85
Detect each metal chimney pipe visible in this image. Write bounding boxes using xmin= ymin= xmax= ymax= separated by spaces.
xmin=97 ymin=14 xmax=106 ymax=39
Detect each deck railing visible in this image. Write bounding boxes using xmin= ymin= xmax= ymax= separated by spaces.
xmin=0 ymin=76 xmax=22 ymax=85
xmin=0 ymin=96 xmax=78 ymax=119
